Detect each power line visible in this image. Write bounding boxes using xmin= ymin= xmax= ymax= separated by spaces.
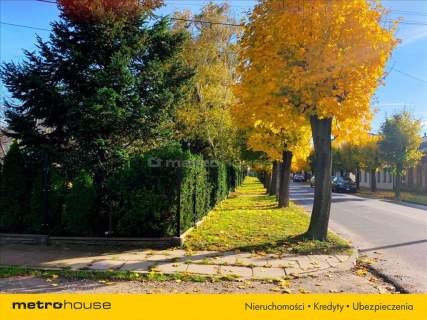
xmin=2 ymin=24 xmax=426 ymax=85
xmin=4 ymin=2 xmax=427 ymax=30
xmin=34 ymin=0 xmax=56 ymax=3
xmin=2 ymin=18 xmax=427 ymax=36
xmin=389 ymin=10 xmax=427 ymax=17
xmin=384 ymin=19 xmax=427 ymax=26
xmin=25 ymin=0 xmax=427 ymax=27
xmin=168 ymin=17 xmax=243 ymax=27
xmin=2 ymin=15 xmax=426 ymax=31
xmin=393 ymin=68 xmax=427 ymax=85
xmin=27 ymin=0 xmax=427 ymax=16
xmin=4 ymin=18 xmax=426 ymax=31
xmin=0 ymin=21 xmax=50 ymax=31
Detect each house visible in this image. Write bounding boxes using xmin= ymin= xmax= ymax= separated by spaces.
xmin=0 ymin=131 xmax=12 ymax=163
xmin=359 ymin=133 xmax=427 ymax=193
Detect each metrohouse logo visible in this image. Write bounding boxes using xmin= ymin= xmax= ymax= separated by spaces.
xmin=11 ymin=300 xmax=112 ymax=310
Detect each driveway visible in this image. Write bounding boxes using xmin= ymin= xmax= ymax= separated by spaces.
xmin=290 ymin=182 xmax=427 ymax=293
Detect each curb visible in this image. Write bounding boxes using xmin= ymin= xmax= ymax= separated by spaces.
xmin=355 ymin=193 xmax=427 ymax=208
xmin=363 ymin=264 xmax=410 ymax=294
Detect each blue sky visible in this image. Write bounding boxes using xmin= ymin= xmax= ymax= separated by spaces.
xmin=1 ymin=0 xmax=426 ymax=133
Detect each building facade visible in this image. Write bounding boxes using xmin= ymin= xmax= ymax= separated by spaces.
xmin=359 ymin=134 xmax=427 ymax=193
xmin=0 ymin=132 xmax=12 ymax=163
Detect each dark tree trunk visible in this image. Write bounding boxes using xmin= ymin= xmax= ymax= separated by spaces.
xmin=269 ymin=161 xmax=278 ymax=196
xmin=370 ymin=169 xmax=377 ymax=192
xmin=258 ymin=172 xmax=265 ymax=187
xmin=395 ymin=170 xmax=402 ymax=201
xmin=276 ymin=162 xmax=282 ymax=200
xmin=305 ymin=115 xmax=332 ymax=241
xmin=356 ymin=168 xmax=360 ymax=190
xmin=278 ymin=150 xmax=293 ymax=208
xmin=262 ymin=171 xmax=268 ymax=189
xmin=265 ymin=171 xmax=272 ymax=194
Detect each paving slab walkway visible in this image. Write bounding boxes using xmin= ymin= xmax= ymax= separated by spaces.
xmin=0 ymin=244 xmax=356 ymax=280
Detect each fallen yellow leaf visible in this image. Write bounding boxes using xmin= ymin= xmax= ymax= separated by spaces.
xmin=355 ymin=269 xmax=368 ymax=277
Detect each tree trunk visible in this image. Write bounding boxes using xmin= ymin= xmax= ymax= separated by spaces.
xmin=261 ymin=171 xmax=268 ymax=189
xmin=265 ymin=171 xmax=271 ymax=194
xmin=395 ymin=170 xmax=402 ymax=201
xmin=356 ymin=168 xmax=360 ymax=190
xmin=305 ymin=115 xmax=332 ymax=241
xmin=370 ymin=169 xmax=376 ymax=192
xmin=269 ymin=161 xmax=278 ymax=196
xmin=276 ymin=162 xmax=282 ymax=200
xmin=278 ymin=150 xmax=293 ymax=208
xmin=258 ymin=172 xmax=265 ymax=187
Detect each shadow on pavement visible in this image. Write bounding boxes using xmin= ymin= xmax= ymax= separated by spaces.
xmin=359 ymin=239 xmax=427 ymax=253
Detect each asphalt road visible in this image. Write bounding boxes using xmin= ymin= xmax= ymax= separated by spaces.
xmin=290 ymin=182 xmax=427 ymax=293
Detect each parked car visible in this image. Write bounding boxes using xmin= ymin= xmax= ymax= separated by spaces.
xmin=331 ymin=176 xmax=357 ymax=193
xmin=293 ymin=173 xmax=305 ymax=182
xmin=310 ymin=176 xmax=335 ymax=187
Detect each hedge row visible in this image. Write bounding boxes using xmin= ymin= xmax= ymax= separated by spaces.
xmin=0 ymin=143 xmax=245 ymax=237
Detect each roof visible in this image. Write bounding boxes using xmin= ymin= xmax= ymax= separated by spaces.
xmin=420 ymin=135 xmax=427 ymax=153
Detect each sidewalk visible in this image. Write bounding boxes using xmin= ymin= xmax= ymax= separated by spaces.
xmin=0 ymin=244 xmax=356 ymax=280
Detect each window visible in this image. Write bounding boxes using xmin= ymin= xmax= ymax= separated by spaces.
xmin=377 ymin=171 xmax=381 ymax=183
xmin=364 ymin=171 xmax=367 ymax=183
xmin=388 ymin=172 xmax=392 ymax=183
xmin=383 ymin=169 xmax=387 ymax=183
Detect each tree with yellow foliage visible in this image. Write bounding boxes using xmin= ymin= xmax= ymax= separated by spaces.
xmin=379 ymin=112 xmax=423 ymax=200
xmin=232 ymin=9 xmax=312 ymax=208
xmin=173 ymin=4 xmax=240 ymax=161
xmin=332 ymin=141 xmax=363 ymax=188
xmin=233 ymin=103 xmax=311 ymax=207
xmin=238 ymin=0 xmax=397 ymax=240
xmin=359 ymin=135 xmax=382 ymax=192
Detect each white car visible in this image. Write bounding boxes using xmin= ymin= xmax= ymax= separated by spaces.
xmin=293 ymin=174 xmax=305 ymax=182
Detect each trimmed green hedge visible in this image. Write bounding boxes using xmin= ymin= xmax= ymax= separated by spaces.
xmin=208 ymin=162 xmax=228 ymax=207
xmin=111 ymin=145 xmax=184 ymax=237
xmin=112 ymin=147 xmax=212 ymax=236
xmin=0 ymin=143 xmax=245 ymax=237
xmin=179 ymin=154 xmax=210 ymax=234
xmin=228 ymin=164 xmax=244 ymax=192
xmin=29 ymin=168 xmax=65 ymax=234
xmin=0 ymin=143 xmax=34 ymax=233
xmin=63 ymin=171 xmax=96 ymax=236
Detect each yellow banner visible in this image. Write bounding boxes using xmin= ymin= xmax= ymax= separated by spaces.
xmin=0 ymin=294 xmax=426 ymax=320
